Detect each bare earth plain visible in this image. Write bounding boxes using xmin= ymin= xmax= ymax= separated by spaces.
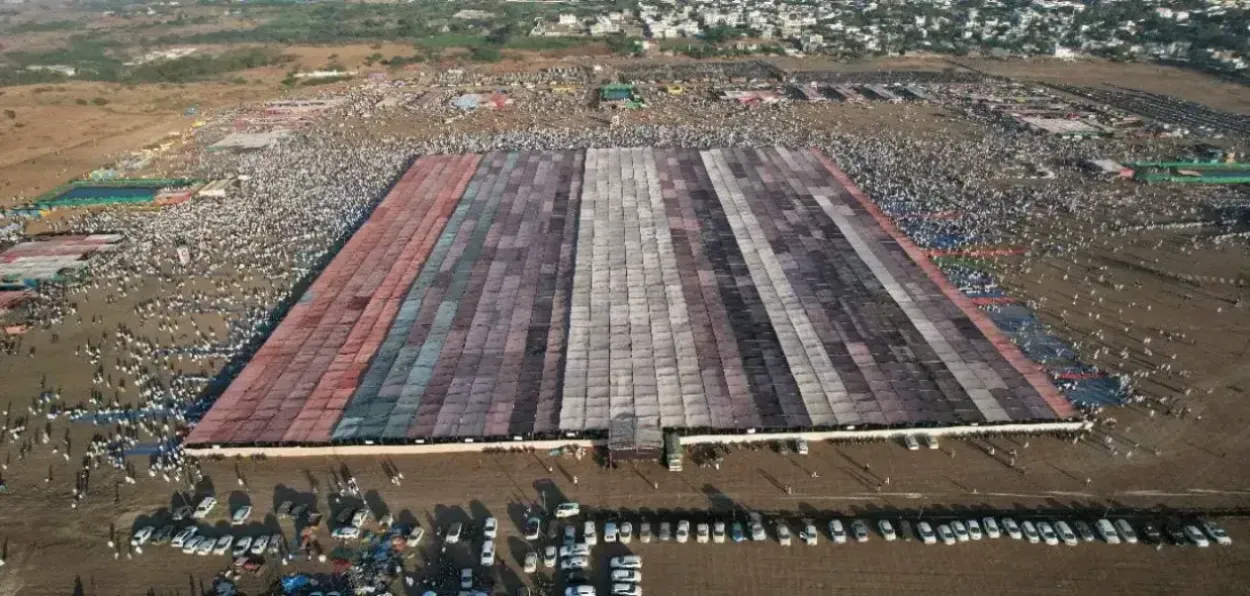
xmin=0 ymin=56 xmax=1248 ymax=596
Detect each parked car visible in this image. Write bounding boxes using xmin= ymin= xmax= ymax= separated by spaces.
xmin=173 ymin=505 xmax=193 ymax=521
xmin=937 ymin=524 xmax=956 ymax=545
xmin=560 ymin=556 xmax=590 ymax=571
xmin=523 ymin=551 xmax=538 ymax=574
xmin=350 ymin=509 xmax=368 ymax=529
xmin=554 ymin=503 xmax=581 ymax=518
xmin=801 ymin=522 xmax=818 ymax=546
xmin=231 ymin=506 xmax=252 ymax=526
xmin=878 ymin=520 xmax=897 ymax=542
xmin=1141 ymin=522 xmax=1163 ymax=545
xmin=609 ymin=555 xmax=642 ymax=570
xmin=899 ymin=520 xmax=914 ymax=542
xmin=1055 ymin=521 xmax=1079 ymax=546
xmin=712 ymin=521 xmax=726 ymax=544
xmin=951 ymin=521 xmax=969 ymax=543
xmin=850 ymin=520 xmax=870 ymax=543
xmin=610 ymin=585 xmax=641 ymax=596
xmin=460 ymin=568 xmax=473 ymax=589
xmin=1021 ymin=521 xmax=1040 ymax=544
xmin=604 ymin=521 xmax=619 ymax=543
xmin=480 ymin=540 xmax=495 ymax=566
xmin=1095 ymin=519 xmax=1120 ymax=544
xmin=150 ymin=526 xmax=174 ymax=546
xmin=584 ymin=521 xmax=598 ymax=546
xmin=750 ymin=517 xmax=766 ymax=542
xmin=407 ymin=526 xmax=425 ymax=547
xmin=795 ymin=439 xmax=809 ymax=455
xmin=658 ymin=522 xmax=672 ymax=542
xmin=696 ymin=523 xmax=710 ymax=544
xmin=922 ymin=435 xmax=939 ymax=450
xmin=829 ymin=519 xmax=847 ymax=544
xmin=269 ymin=534 xmax=282 ymax=555
xmin=563 ymin=524 xmax=577 ymax=548
xmin=559 ymin=544 xmax=589 ymax=559
xmin=1002 ymin=518 xmax=1023 ymax=540
xmin=250 ymin=535 xmax=269 ymax=556
xmin=917 ymin=522 xmax=937 ymax=545
xmin=192 ymin=497 xmax=217 ymax=520
xmin=171 ymin=526 xmax=197 ymax=549
xmin=543 ymin=545 xmax=557 ymax=568
xmin=982 ymin=517 xmax=1001 ymax=539
xmin=776 ymin=523 xmax=792 ymax=546
xmin=903 ymin=435 xmax=920 ymax=451
xmin=1202 ymin=520 xmax=1232 ymax=545
xmin=1164 ymin=524 xmax=1188 ymax=545
xmin=181 ymin=536 xmax=203 ymax=555
xmin=524 ymin=517 xmax=541 ymax=541
xmin=966 ymin=519 xmax=983 ymax=541
xmin=446 ymin=523 xmax=463 ymax=544
xmin=483 ymin=517 xmax=498 ymax=540
xmin=1073 ymin=520 xmax=1096 ymax=542
xmin=131 ymin=526 xmax=155 ymax=546
xmin=676 ymin=520 xmax=690 ymax=544
xmin=211 ymin=535 xmax=233 ymax=556
xmin=639 ymin=522 xmax=652 ymax=543
xmin=195 ymin=537 xmax=215 ymax=556
xmin=1184 ymin=525 xmax=1210 ymax=547
xmin=1037 ymin=521 xmax=1059 ymax=546
xmin=1114 ymin=519 xmax=1138 ymax=544
xmin=564 ymin=586 xmax=595 ymax=596
xmin=232 ymin=537 xmax=252 ymax=558
xmin=611 ymin=570 xmax=641 ymax=583
xmin=620 ymin=521 xmax=633 ymax=544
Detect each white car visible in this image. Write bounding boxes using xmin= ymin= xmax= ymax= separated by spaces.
xmin=523 ymin=551 xmax=538 ymax=574
xmin=446 ymin=522 xmax=463 ymax=544
xmin=524 ymin=517 xmax=542 ymax=541
xmin=937 ymin=524 xmax=956 ymax=545
xmin=131 ymin=526 xmax=155 ymax=546
xmin=611 ymin=569 xmax=641 ymax=583
xmin=639 ymin=522 xmax=652 ymax=543
xmin=181 ymin=536 xmax=203 ymax=554
xmin=609 ymin=555 xmax=642 ymax=570
xmin=565 ymin=587 xmax=596 ymax=596
xmin=676 ymin=520 xmax=690 ymax=544
xmin=776 ymin=523 xmax=792 ymax=546
xmin=561 ymin=556 xmax=590 ymax=571
xmin=659 ymin=522 xmax=672 ymax=542
xmin=1114 ymin=519 xmax=1138 ymax=544
xmin=268 ymin=534 xmax=283 ymax=554
xmin=1002 ymin=518 xmax=1023 ymax=540
xmin=584 ymin=521 xmax=598 ymax=546
xmin=192 ymin=497 xmax=217 ymax=520
xmin=850 ymin=520 xmax=870 ymax=543
xmin=903 ymin=435 xmax=920 ymax=451
xmin=620 ymin=521 xmax=633 ymax=544
xmin=951 ymin=521 xmax=969 ymax=543
xmin=922 ymin=435 xmax=939 ymax=450
xmin=829 ymin=520 xmax=847 ymax=544
xmin=879 ymin=520 xmax=897 ymax=542
xmin=331 ymin=526 xmax=361 ymax=540
xmin=483 ymin=517 xmax=498 ymax=540
xmin=917 ymin=522 xmax=937 ymax=545
xmin=250 ymin=535 xmax=269 ymax=555
xmin=1202 ymin=521 xmax=1232 ymax=545
xmin=195 ymin=537 xmax=215 ymax=556
xmin=801 ymin=522 xmax=818 ymax=546
xmin=1095 ymin=519 xmax=1120 ymax=544
xmin=480 ymin=540 xmax=495 ymax=566
xmin=713 ymin=521 xmax=726 ymax=544
xmin=407 ymin=526 xmax=425 ymax=547
xmin=460 ymin=568 xmax=473 ymax=590
xmin=982 ymin=518 xmax=1001 ymax=539
xmin=1037 ymin=522 xmax=1059 ymax=546
xmin=211 ymin=535 xmax=233 ymax=556
xmin=543 ymin=545 xmax=557 ymax=568
xmin=171 ymin=527 xmax=197 ymax=549
xmin=232 ymin=536 xmax=252 ymax=558
xmin=750 ymin=519 xmax=766 ymax=542
xmin=610 ymin=585 xmax=641 ymax=596
xmin=966 ymin=519 xmax=983 ymax=541
xmin=696 ymin=523 xmax=710 ymax=544
xmin=1184 ymin=525 xmax=1210 ymax=547
xmin=554 ymin=502 xmax=581 ymax=518
xmin=563 ymin=524 xmax=577 ymax=548
xmin=559 ymin=544 xmax=590 ymax=559
xmin=1055 ymin=521 xmax=1078 ymax=546
xmin=796 ymin=439 xmax=809 ymax=455
xmin=231 ymin=506 xmax=252 ymax=526
xmin=1021 ymin=521 xmax=1040 ymax=544
xmin=604 ymin=521 xmax=619 ymax=543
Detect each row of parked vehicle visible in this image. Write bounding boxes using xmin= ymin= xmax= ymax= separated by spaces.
xmin=130 ymin=523 xmax=285 ymax=559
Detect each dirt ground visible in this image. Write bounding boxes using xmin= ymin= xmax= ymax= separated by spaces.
xmin=0 ymin=56 xmax=1249 ymax=595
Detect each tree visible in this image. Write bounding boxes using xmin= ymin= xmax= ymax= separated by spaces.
xmin=470 ymin=45 xmax=502 ymax=62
